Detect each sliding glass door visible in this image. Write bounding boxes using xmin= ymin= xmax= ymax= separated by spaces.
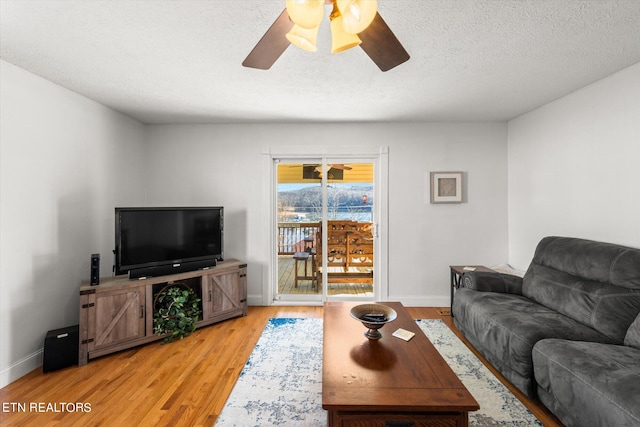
xmin=274 ymin=159 xmax=377 ymax=303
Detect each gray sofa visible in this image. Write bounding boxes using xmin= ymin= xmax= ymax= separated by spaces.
xmin=452 ymin=236 xmax=640 ymax=427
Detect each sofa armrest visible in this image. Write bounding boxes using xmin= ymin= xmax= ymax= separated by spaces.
xmin=462 ymin=271 xmax=523 ymax=295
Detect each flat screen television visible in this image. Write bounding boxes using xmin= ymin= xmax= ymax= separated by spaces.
xmin=115 ymin=207 xmax=223 ymax=279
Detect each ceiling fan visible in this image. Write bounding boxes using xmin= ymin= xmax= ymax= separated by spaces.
xmin=308 ymin=163 xmax=352 ymax=170
xmin=306 ymin=164 xmax=351 ymax=180
xmin=289 ymin=164 xmax=352 ymax=180
xmin=243 ymin=0 xmax=409 ymax=72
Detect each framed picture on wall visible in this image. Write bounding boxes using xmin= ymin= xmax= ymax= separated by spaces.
xmin=430 ymin=171 xmax=463 ymax=203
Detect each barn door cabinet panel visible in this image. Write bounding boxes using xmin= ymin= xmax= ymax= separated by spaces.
xmin=79 ymin=286 xmax=147 ymax=364
xmin=90 ymin=286 xmax=146 ymax=351
xmin=202 ymin=264 xmax=248 ymax=323
xmin=79 ymin=259 xmax=247 ymax=366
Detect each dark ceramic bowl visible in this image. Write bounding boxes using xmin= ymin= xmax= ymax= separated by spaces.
xmin=349 ymin=304 xmax=397 ymax=340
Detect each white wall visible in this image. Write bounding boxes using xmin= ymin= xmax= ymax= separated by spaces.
xmin=0 ymin=61 xmax=147 ymax=387
xmin=508 ymin=62 xmax=640 ymax=269
xmin=0 ymin=63 xmax=510 ymax=387
xmin=144 ymin=122 xmax=509 ymax=307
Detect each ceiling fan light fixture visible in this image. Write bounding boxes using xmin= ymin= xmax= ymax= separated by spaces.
xmin=286 ymin=24 xmax=319 ymax=52
xmin=330 ymin=18 xmax=362 ymax=53
xmin=285 ymin=0 xmax=325 ymax=29
xmin=243 ymin=1 xmax=409 ymax=71
xmin=337 ymin=0 xmax=377 ymax=34
xmin=330 ymin=4 xmax=361 ymax=53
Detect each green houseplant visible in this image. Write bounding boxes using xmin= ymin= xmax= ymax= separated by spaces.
xmin=153 ymin=284 xmax=202 ymax=343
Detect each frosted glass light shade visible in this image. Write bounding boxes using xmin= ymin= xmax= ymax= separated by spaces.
xmin=286 ymin=24 xmax=319 ymax=52
xmin=285 ymin=0 xmax=325 ymax=29
xmin=337 ymin=0 xmax=377 ymax=34
xmin=330 ymin=16 xmax=361 ymax=53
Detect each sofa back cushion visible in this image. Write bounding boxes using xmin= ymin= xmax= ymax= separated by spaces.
xmin=624 ymin=313 xmax=640 ymax=349
xmin=523 ymin=236 xmax=640 ymax=343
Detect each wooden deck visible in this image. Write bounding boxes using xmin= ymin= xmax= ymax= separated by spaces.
xmin=278 ymin=255 xmax=373 ymax=297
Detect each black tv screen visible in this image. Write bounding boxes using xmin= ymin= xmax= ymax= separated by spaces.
xmin=115 ymin=207 xmax=223 ymax=277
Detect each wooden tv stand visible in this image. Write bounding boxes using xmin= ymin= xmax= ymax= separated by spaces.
xmin=78 ymin=259 xmax=247 ymax=365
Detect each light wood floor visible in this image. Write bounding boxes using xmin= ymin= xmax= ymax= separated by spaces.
xmin=0 ymin=306 xmax=561 ymax=427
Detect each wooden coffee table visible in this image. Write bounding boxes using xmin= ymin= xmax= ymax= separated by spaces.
xmin=322 ymin=301 xmax=479 ymax=426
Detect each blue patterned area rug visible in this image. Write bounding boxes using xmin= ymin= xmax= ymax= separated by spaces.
xmin=215 ymin=318 xmax=542 ymax=427
xmin=416 ymin=319 xmax=542 ymax=426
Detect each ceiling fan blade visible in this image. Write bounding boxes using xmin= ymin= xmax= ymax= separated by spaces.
xmin=329 ymin=164 xmax=352 ymax=170
xmin=358 ymin=12 xmax=410 ymax=72
xmin=242 ymin=9 xmax=294 ymax=70
xmin=297 ymin=163 xmax=353 ymax=170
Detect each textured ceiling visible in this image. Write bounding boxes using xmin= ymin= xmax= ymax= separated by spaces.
xmin=1 ymin=0 xmax=639 ymax=124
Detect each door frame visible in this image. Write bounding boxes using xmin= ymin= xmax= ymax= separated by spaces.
xmin=262 ymin=145 xmax=389 ymax=305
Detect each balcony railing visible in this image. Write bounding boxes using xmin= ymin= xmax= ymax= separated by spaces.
xmin=277 ymin=206 xmax=373 ymax=254
xmin=278 ymin=222 xmax=320 ymax=255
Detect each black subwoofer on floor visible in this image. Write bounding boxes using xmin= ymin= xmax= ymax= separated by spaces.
xmin=43 ymin=325 xmax=79 ymax=373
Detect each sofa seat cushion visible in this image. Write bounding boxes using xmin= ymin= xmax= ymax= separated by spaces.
xmin=453 ymin=288 xmax=615 ymax=397
xmin=533 ymin=339 xmax=640 ymax=427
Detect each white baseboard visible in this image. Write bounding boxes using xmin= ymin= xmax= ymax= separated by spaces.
xmin=247 ymin=294 xmax=264 ymax=306
xmin=0 ymin=349 xmax=42 ymax=388
xmin=247 ymin=294 xmax=451 ymax=308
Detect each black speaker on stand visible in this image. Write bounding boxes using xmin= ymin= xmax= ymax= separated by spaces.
xmin=90 ymin=253 xmax=100 ymax=286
